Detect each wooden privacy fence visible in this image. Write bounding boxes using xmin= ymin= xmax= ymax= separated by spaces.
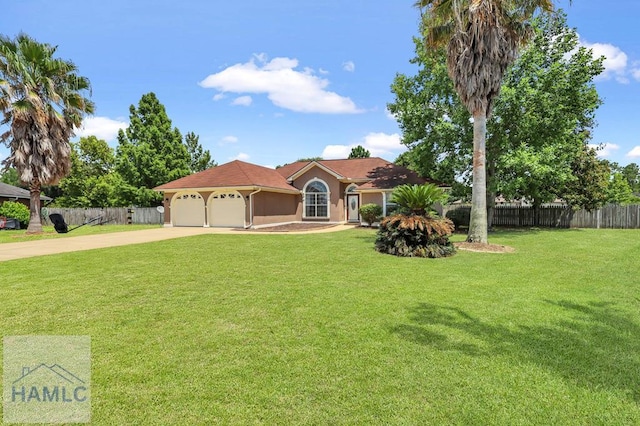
xmin=42 ymin=207 xmax=163 ymax=226
xmin=444 ymin=204 xmax=640 ymax=229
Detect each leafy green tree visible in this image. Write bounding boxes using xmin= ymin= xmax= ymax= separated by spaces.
xmin=348 ymin=145 xmax=370 ymax=159
xmin=390 ymin=11 xmax=603 ymax=222
xmin=390 ymin=44 xmax=473 ymax=200
xmin=493 ymin=12 xmax=603 ymax=215
xmin=184 ymin=131 xmax=216 ymax=172
xmin=606 ymin=162 xmax=640 ymax=195
xmin=561 ymin=145 xmax=609 ymax=211
xmin=0 ymin=33 xmax=94 ymax=233
xmin=416 ymin=0 xmax=558 ymax=243
xmin=620 ymin=163 xmax=640 ymax=194
xmin=607 ymin=173 xmax=640 ymax=205
xmin=57 ymin=136 xmax=127 ymax=207
xmin=0 ymin=167 xmax=22 ymax=187
xmin=115 ymin=93 xmax=190 ymax=206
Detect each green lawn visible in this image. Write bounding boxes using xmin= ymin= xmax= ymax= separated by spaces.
xmin=0 ymin=224 xmax=161 ymax=244
xmin=1 ymin=228 xmax=639 ymax=424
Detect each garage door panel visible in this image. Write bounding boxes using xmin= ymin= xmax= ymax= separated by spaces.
xmin=209 ymin=191 xmax=245 ymax=227
xmin=172 ymin=193 xmax=205 ymax=227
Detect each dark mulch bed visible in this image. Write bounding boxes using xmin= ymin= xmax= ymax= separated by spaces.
xmin=237 ymin=223 xmax=340 ymax=232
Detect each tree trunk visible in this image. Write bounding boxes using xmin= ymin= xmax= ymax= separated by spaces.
xmin=26 ymin=181 xmax=43 ymax=234
xmin=467 ymin=111 xmax=488 ymax=243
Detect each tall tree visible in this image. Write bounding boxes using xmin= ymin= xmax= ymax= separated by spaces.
xmin=57 ymin=136 xmax=127 ymax=207
xmin=620 ymin=163 xmax=640 ymax=194
xmin=0 ymin=33 xmax=94 ymax=233
xmin=492 ymin=11 xmax=603 ymax=218
xmin=184 ymin=131 xmax=216 ymax=172
xmin=115 ymin=92 xmax=190 ymax=206
xmin=348 ymin=145 xmax=371 ymax=159
xmin=0 ymin=167 xmax=21 ymax=187
xmin=391 ymin=10 xmax=602 ymax=219
xmin=416 ymin=0 xmax=557 ymax=243
xmin=390 ymin=42 xmax=473 ymax=199
xmin=606 ymin=173 xmax=639 ymax=205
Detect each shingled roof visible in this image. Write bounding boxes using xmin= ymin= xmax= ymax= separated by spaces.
xmin=0 ymin=182 xmax=52 ymax=201
xmin=276 ymin=157 xmax=393 ymax=180
xmin=154 ymin=160 xmax=298 ymax=192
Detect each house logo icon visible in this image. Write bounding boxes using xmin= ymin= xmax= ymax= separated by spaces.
xmin=11 ymin=364 xmax=88 ymax=403
xmin=3 ymin=335 xmax=91 ymax=423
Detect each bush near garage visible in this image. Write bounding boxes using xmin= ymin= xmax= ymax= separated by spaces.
xmin=0 ymin=201 xmax=30 ymax=228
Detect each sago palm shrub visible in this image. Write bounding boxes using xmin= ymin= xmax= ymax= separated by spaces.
xmin=375 ymin=183 xmax=456 ymax=258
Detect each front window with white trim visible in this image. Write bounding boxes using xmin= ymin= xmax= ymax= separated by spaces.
xmin=304 ymin=180 xmax=329 ymax=218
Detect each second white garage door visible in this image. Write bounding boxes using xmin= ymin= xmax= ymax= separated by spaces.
xmin=208 ymin=191 xmax=246 ymax=227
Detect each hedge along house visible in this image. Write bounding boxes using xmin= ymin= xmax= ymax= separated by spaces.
xmin=154 ymin=157 xmax=440 ymax=228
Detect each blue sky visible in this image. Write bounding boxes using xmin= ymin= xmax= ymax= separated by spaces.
xmin=2 ymin=1 xmax=639 ymax=169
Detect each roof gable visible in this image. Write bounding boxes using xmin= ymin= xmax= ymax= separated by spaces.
xmin=277 ymin=157 xmax=394 ymax=181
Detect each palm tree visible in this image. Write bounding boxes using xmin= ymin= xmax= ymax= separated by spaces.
xmin=376 ymin=184 xmax=455 ymax=258
xmin=391 ymin=183 xmax=447 ymax=216
xmin=415 ymin=0 xmax=557 ymax=243
xmin=0 ymin=33 xmax=94 ymax=233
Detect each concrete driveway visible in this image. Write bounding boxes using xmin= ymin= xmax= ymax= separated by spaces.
xmin=0 ymin=225 xmax=355 ymax=262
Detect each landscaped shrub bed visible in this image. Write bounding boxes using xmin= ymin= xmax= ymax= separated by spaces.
xmin=375 ymin=214 xmax=456 ymax=258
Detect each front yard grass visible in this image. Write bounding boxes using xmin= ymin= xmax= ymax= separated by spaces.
xmin=1 ymin=228 xmax=639 ymax=424
xmin=0 ymin=224 xmax=161 ymax=244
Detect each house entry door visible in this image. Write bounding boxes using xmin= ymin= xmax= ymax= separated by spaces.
xmin=347 ymin=194 xmax=359 ymax=222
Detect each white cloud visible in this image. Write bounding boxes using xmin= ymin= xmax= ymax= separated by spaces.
xmin=75 ymin=116 xmax=128 ymax=141
xmin=231 ymin=152 xmax=250 ymax=161
xmin=631 ymin=62 xmax=640 ymax=81
xmin=213 ymin=93 xmax=226 ymax=101
xmin=322 ymin=145 xmax=353 ymax=159
xmin=199 ymin=54 xmax=362 ymax=114
xmin=262 ymin=164 xmax=276 ymax=169
xmin=232 ymin=95 xmax=253 ymax=106
xmin=220 ymin=135 xmax=238 ymax=145
xmin=318 ymin=68 xmax=329 ymax=75
xmin=342 ymin=61 xmax=355 ymax=72
xmin=385 ymin=108 xmax=396 ymax=121
xmin=579 ymin=38 xmax=629 ymax=83
xmin=321 ymin=132 xmax=405 ymax=160
xmin=589 ymin=143 xmax=620 ymax=158
xmin=628 ymin=146 xmax=640 ymax=158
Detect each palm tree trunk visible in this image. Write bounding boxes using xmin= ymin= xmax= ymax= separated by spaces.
xmin=26 ymin=182 xmax=43 ymax=234
xmin=467 ymin=111 xmax=488 ymax=243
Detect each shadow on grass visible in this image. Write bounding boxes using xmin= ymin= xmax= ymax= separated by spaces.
xmin=392 ymin=300 xmax=640 ymax=401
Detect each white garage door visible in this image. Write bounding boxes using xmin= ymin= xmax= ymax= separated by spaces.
xmin=209 ymin=191 xmax=245 ymax=227
xmin=172 ymin=192 xmax=205 ymax=227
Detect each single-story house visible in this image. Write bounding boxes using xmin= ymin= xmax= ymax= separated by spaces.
xmin=0 ymin=182 xmax=52 ymax=208
xmin=154 ymin=157 xmax=444 ymax=228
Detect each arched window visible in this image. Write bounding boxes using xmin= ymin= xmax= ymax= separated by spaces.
xmin=304 ymin=180 xmax=329 ymax=218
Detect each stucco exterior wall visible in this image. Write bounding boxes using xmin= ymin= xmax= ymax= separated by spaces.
xmin=292 ymin=167 xmax=343 ymax=222
xmin=361 ymin=192 xmax=383 ymax=207
xmin=161 ymin=192 xmax=175 ymax=225
xmin=252 ymin=191 xmax=300 ymax=226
